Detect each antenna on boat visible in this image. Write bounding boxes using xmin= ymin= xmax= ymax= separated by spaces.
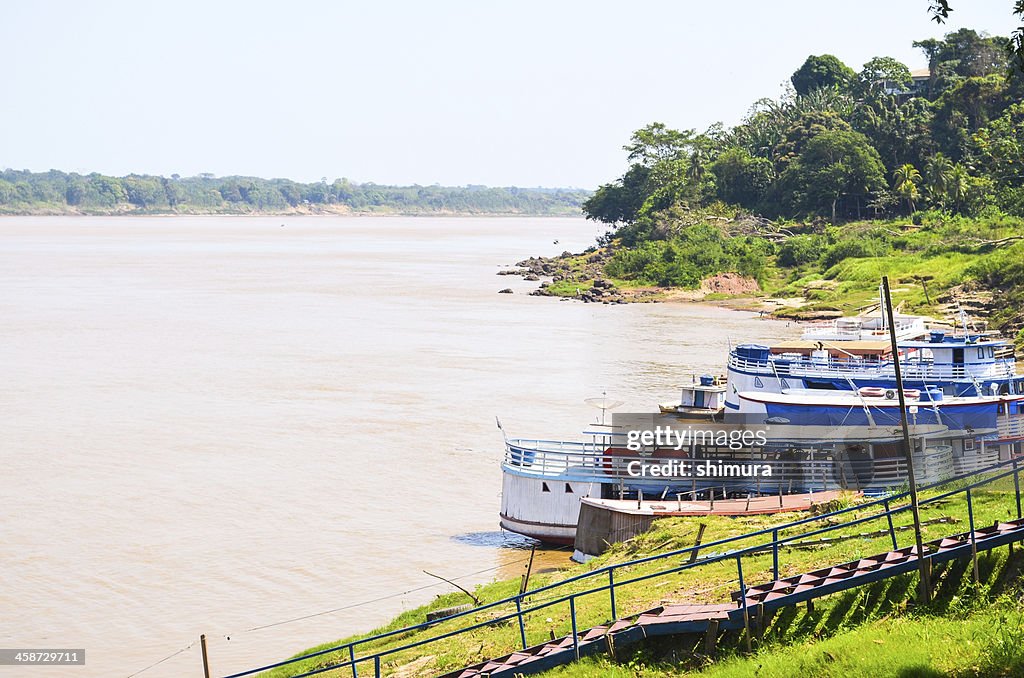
xmin=585 ymin=391 xmax=624 ymax=425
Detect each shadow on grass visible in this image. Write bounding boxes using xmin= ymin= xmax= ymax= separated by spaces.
xmin=594 ymin=545 xmax=1024 ymax=676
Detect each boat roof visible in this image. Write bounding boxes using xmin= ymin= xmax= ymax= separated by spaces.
xmin=770 ymin=339 xmax=892 ymax=353
xmin=897 ymin=337 xmax=1009 ymax=348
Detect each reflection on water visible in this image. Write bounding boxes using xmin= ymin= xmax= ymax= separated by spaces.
xmin=454 ymin=531 xmax=573 ymax=581
xmin=0 ymin=216 xmax=796 ymax=677
xmin=451 ymin=531 xmax=539 ymax=549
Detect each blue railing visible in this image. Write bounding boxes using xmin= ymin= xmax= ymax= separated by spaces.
xmin=223 ymin=456 xmax=1024 ymax=678
xmin=728 ymin=351 xmax=1017 ymax=382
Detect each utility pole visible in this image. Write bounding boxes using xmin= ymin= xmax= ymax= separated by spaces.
xmin=882 ymin=276 xmax=931 ymax=603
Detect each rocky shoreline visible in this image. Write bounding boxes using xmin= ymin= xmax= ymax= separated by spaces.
xmin=498 ymin=250 xmax=654 ymax=304
xmin=496 ymin=249 xmax=770 ymax=308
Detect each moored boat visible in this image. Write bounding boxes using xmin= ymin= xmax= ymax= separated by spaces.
xmin=499 ymin=418 xmax=956 ymax=544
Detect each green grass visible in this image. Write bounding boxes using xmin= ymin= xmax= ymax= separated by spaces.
xmin=260 ymin=473 xmax=1024 ymax=677
xmin=549 ymin=550 xmax=1024 ymax=677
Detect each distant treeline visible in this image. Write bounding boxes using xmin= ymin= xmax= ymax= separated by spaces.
xmin=0 ymin=169 xmax=590 ymax=216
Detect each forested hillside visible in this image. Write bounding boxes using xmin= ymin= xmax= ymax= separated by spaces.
xmin=0 ymin=170 xmax=589 ymax=216
xmin=576 ymin=28 xmax=1024 ymax=343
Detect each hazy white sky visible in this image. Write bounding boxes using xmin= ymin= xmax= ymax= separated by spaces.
xmin=1 ymin=1 xmax=1017 ymax=188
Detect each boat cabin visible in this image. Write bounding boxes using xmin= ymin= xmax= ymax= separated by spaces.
xmin=660 ymin=374 xmax=727 ymax=417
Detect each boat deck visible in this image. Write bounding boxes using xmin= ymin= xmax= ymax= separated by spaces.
xmin=582 ymin=490 xmax=849 ymax=517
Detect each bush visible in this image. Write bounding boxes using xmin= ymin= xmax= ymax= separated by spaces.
xmin=822 ymin=237 xmax=892 ymax=269
xmin=606 ymin=222 xmax=770 ymax=288
xmin=778 ymin=234 xmax=824 ymax=267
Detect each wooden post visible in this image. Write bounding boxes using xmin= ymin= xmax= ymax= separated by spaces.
xmin=520 ymin=546 xmax=536 ymax=595
xmin=200 ymin=634 xmax=210 ymax=678
xmin=688 ymin=523 xmax=707 ymax=564
xmin=605 ymin=631 xmax=616 ymax=661
xmin=704 ymin=619 xmax=719 ymax=656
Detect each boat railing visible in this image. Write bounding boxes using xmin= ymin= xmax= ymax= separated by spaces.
xmin=800 ymin=316 xmax=926 ymax=341
xmin=997 ymin=414 xmax=1024 ymax=441
xmin=504 ymin=439 xmax=960 ymax=492
xmin=728 ymin=352 xmax=1017 ymax=381
xmin=953 ymin=447 xmax=1002 ymax=476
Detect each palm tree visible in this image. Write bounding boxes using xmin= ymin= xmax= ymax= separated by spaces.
xmin=893 ymin=163 xmax=922 ymax=214
xmin=923 ymin=153 xmax=954 ymax=209
xmin=687 ymin=149 xmax=707 ymax=184
xmin=947 ymin=163 xmax=971 ymax=214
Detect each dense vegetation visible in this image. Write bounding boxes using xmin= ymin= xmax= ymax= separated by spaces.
xmin=0 ymin=170 xmax=589 ymax=216
xmin=579 ymin=27 xmax=1024 ymax=342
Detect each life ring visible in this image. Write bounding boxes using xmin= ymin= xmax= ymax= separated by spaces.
xmin=858 ymin=387 xmax=886 ymax=398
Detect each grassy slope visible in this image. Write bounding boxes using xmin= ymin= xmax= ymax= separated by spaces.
xmin=539 ymin=214 xmax=1024 ymax=347
xmin=264 ymin=477 xmax=1023 ymax=676
xmin=549 ymin=574 xmax=1024 ymax=677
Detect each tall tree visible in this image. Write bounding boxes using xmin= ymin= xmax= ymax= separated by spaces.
xmin=791 ymin=54 xmax=856 ymax=95
xmin=856 ymin=56 xmax=914 ymax=98
xmin=622 ymin=123 xmax=694 ymax=167
xmin=709 ymin=148 xmax=774 ymax=208
xmin=926 ymin=2 xmax=1024 ymax=70
xmin=778 ymin=128 xmax=887 ymax=221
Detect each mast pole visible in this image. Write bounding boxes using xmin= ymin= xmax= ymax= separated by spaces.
xmin=882 ymin=275 xmax=931 ymax=603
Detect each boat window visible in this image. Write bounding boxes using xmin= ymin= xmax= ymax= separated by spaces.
xmin=541 ymin=482 xmax=550 ymax=493
xmin=964 ymin=438 xmax=975 ymax=451
xmin=564 ymin=483 xmax=573 ymax=493
xmin=754 ymin=377 xmax=764 ymax=388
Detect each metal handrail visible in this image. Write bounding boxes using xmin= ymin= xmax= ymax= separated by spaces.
xmin=224 ymin=456 xmax=1023 ymax=678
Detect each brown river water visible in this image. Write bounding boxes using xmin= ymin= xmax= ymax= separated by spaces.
xmin=0 ymin=216 xmax=795 ymax=676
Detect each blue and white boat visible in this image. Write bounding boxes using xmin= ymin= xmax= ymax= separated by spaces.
xmin=499 ymin=308 xmax=1024 ymax=544
xmin=726 ymin=330 xmax=1023 ymax=413
xmin=736 ymin=388 xmax=1021 ymax=434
